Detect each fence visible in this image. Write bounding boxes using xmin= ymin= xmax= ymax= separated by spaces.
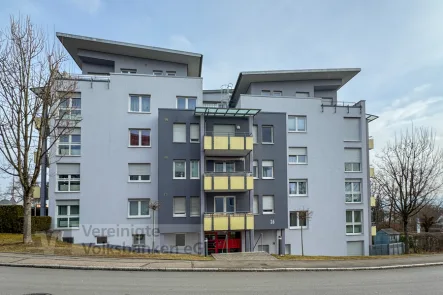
xmin=369 ymin=242 xmax=405 ymax=255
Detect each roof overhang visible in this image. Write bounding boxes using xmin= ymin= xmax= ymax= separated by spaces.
xmin=230 ymin=68 xmax=361 ymax=107
xmin=194 ymin=107 xmax=260 ymax=117
xmin=56 ymin=32 xmax=203 ymax=77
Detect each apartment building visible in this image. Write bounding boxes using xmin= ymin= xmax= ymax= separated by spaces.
xmin=48 ymin=32 xmax=376 ymax=256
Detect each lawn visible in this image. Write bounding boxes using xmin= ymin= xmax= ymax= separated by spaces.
xmin=0 ymin=233 xmax=212 ymax=261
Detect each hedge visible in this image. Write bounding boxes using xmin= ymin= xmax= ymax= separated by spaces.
xmin=0 ymin=205 xmax=51 ymax=233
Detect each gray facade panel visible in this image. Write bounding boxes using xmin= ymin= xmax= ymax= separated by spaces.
xmin=249 ymin=80 xmax=342 ymax=97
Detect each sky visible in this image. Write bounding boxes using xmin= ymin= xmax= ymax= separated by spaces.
xmin=1 ymin=0 xmax=443 ymax=189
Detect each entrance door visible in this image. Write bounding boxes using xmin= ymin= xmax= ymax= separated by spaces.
xmin=213 ymin=124 xmax=236 ymax=136
xmin=205 ymin=231 xmax=242 ymax=254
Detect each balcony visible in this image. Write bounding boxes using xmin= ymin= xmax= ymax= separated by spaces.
xmin=204 ymin=172 xmax=253 ymax=192
xmin=204 ymin=212 xmax=254 ymax=231
xmin=371 ymin=226 xmax=377 ymax=236
xmin=368 ymin=137 xmax=374 ymax=150
xmin=370 ymin=167 xmax=375 ymax=178
xmin=371 ymin=196 xmax=376 ymax=207
xmin=204 ymin=132 xmax=253 ymax=156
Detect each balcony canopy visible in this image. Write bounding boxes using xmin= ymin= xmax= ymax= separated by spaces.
xmin=194 ymin=107 xmax=260 ymax=117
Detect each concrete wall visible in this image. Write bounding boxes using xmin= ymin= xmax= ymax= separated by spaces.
xmin=240 ymin=94 xmax=370 ymax=256
xmin=48 ymin=74 xmax=202 ymax=247
xmin=78 ymin=49 xmax=188 ymax=76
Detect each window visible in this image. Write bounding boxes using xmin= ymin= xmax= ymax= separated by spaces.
xmin=262 ymin=126 xmax=274 ymax=143
xmin=59 ymin=95 xmax=81 ymax=120
xmin=173 ymin=197 xmax=186 ymax=217
xmin=153 ymin=70 xmax=163 ymax=76
xmin=346 ymin=210 xmax=363 ymax=234
xmin=121 ymin=69 xmax=137 ymax=74
xmin=190 ymin=160 xmax=200 ymax=179
xmin=190 ymin=124 xmax=200 ymax=143
xmin=129 ymin=129 xmax=151 ymax=147
xmin=62 ymin=237 xmax=74 ymax=244
xmin=261 ymin=90 xmax=271 ymax=96
xmin=289 ymin=180 xmax=308 ymax=196
xmin=58 ymin=128 xmax=81 ymax=156
xmin=128 ymin=199 xmax=150 ymax=218
xmin=344 ymin=148 xmax=361 ymax=172
xmin=344 ymin=118 xmax=361 ymax=141
xmin=176 ymin=234 xmax=186 ymax=246
xmin=133 ymin=234 xmax=146 ymax=246
xmin=96 ymin=236 xmax=107 ymax=244
xmin=214 ymin=196 xmax=235 ymax=213
xmin=253 ymin=160 xmax=258 ymax=178
xmin=262 ymin=160 xmax=274 ymax=179
xmin=129 ymin=95 xmax=151 ymax=113
xmin=288 ymin=116 xmax=307 ymax=132
xmin=56 ymin=200 xmax=79 ymax=228
xmin=273 ymin=90 xmax=282 ymax=96
xmin=173 ymin=160 xmax=186 ymax=179
xmin=345 ymin=180 xmax=362 ymax=203
xmin=262 ymin=196 xmax=274 ymax=214
xmin=288 ymin=147 xmax=307 ymax=164
xmin=253 ymin=195 xmax=259 ymax=214
xmin=214 ymin=161 xmax=235 ymax=173
xmin=166 ymin=71 xmax=176 ymax=76
xmin=173 ymin=123 xmax=186 ymax=143
xmin=128 ymin=163 xmax=151 ymax=182
xmin=252 ymin=125 xmax=258 ymax=144
xmin=176 ymin=97 xmax=197 ymax=110
xmin=295 ymin=92 xmax=310 ymax=98
xmin=289 ymin=211 xmax=308 ymax=228
xmin=190 ymin=196 xmax=200 ymax=217
xmin=56 ymin=163 xmax=80 ymax=192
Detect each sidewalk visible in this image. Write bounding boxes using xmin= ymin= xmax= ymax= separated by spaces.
xmin=1 ymin=252 xmax=443 ymax=272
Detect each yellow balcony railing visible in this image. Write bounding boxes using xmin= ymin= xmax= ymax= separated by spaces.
xmin=368 ymin=137 xmax=374 ymax=150
xmin=370 ymin=167 xmax=375 ymax=178
xmin=370 ymin=196 xmax=376 ymax=207
xmin=204 ymin=212 xmax=254 ymax=231
xmin=204 ymin=132 xmax=253 ymax=156
xmin=33 ymin=186 xmax=40 ymax=199
xmin=371 ymin=226 xmax=377 ymax=236
xmin=204 ymin=173 xmax=253 ymax=192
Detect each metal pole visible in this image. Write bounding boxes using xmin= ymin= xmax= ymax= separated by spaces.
xmin=39 ymin=105 xmax=48 ymax=216
xmin=204 ymin=238 xmax=208 ymax=257
xmin=152 ymin=210 xmax=155 ymax=252
xmin=278 ymin=236 xmax=282 ymax=255
xmin=260 ymin=233 xmax=263 ymax=252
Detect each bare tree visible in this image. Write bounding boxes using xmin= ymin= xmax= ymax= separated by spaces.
xmin=375 ymin=127 xmax=443 ymax=253
xmin=297 ymin=209 xmax=313 ymax=256
xmin=0 ymin=16 xmax=77 ymax=244
xmin=149 ymin=201 xmax=160 ymax=252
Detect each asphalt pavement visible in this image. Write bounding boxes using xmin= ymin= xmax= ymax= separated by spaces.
xmin=0 ymin=265 xmax=443 ymax=294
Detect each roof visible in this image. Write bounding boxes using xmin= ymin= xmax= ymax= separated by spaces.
xmin=0 ymin=199 xmax=13 ymax=206
xmin=379 ymin=228 xmax=400 ymax=235
xmin=56 ymin=32 xmax=203 ymax=77
xmin=194 ymin=107 xmax=260 ymax=117
xmin=229 ymin=68 xmax=361 ymax=107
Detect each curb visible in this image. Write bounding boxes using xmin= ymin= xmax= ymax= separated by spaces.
xmin=1 ymin=262 xmax=443 ymax=272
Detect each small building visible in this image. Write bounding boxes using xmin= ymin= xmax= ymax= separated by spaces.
xmin=375 ymin=228 xmax=400 ymax=245
xmin=0 ymin=199 xmax=14 ymax=206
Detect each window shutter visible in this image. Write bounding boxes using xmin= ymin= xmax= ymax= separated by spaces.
xmin=344 ymin=149 xmax=361 ymax=162
xmin=57 ymin=163 xmax=80 ymax=175
xmin=56 ymin=200 xmax=79 ymax=206
xmin=190 ymin=197 xmax=200 ymax=216
xmin=213 ymin=125 xmax=236 ymax=135
xmin=262 ymin=160 xmax=273 ymax=167
xmin=174 ymin=197 xmax=186 ymax=214
xmin=344 ymin=118 xmax=360 ymax=141
xmin=262 ymin=196 xmax=274 ymax=210
xmin=190 ymin=124 xmax=199 ymax=141
xmin=129 ymin=164 xmax=151 ymax=175
xmin=289 ymin=147 xmax=306 ymax=155
xmin=173 ymin=124 xmax=186 ymax=142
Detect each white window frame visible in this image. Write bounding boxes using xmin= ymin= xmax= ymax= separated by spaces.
xmin=214 ymin=161 xmax=235 ymax=173
xmin=261 ymin=125 xmax=274 ymax=144
xmin=59 ymin=96 xmax=81 ymax=121
xmin=128 ymin=95 xmax=151 ymax=113
xmin=166 ymin=71 xmax=176 ymax=76
xmin=214 ymin=196 xmax=236 ymax=213
xmin=173 ymin=197 xmax=186 ymax=217
xmin=128 ymin=199 xmax=150 ymax=218
xmin=190 ymin=124 xmax=200 ymax=143
xmin=153 ymin=70 xmax=163 ymax=76
xmin=129 ymin=129 xmax=151 ymax=147
xmin=345 ymin=180 xmax=362 ymax=203
xmin=289 ymin=179 xmax=308 ymax=196
xmin=128 ymin=164 xmax=151 ymax=182
xmin=252 ymin=125 xmax=258 ymax=144
xmin=253 ymin=160 xmax=258 ymax=179
xmin=190 ymin=196 xmax=200 ymax=217
xmin=121 ymin=68 xmax=137 ymax=74
xmin=289 ymin=211 xmax=308 ymax=229
xmin=57 ymin=129 xmax=81 ymax=156
xmin=262 ymin=160 xmax=274 ymax=179
xmin=56 ymin=172 xmax=80 ymax=192
xmin=288 ymin=147 xmax=307 ymax=164
xmin=346 ymin=210 xmax=363 ymax=235
xmin=262 ymin=195 xmax=274 ymax=214
xmin=173 ymin=160 xmax=186 ymax=179
xmin=190 ymin=160 xmax=200 ymax=179
xmin=173 ymin=123 xmax=187 ymax=143
xmin=133 ymin=234 xmax=146 ymax=246
xmin=288 ymin=116 xmax=307 ymax=132
xmin=56 ymin=202 xmax=80 ymax=229
xmin=345 ymin=162 xmax=362 ymax=172
xmin=176 ymin=97 xmax=197 ymax=110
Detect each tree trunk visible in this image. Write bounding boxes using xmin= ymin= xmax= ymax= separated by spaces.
xmin=23 ymin=192 xmax=33 ymax=244
xmin=300 ymin=226 xmax=304 ymax=256
xmin=403 ymin=219 xmax=409 ymax=254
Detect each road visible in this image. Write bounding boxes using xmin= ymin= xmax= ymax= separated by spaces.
xmin=0 ymin=266 xmax=442 ymax=295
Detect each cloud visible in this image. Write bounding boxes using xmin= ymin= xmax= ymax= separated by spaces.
xmin=169 ymin=35 xmax=192 ymax=52
xmin=69 ymin=0 xmax=102 ymax=14
xmin=413 ymin=84 xmax=431 ymax=93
